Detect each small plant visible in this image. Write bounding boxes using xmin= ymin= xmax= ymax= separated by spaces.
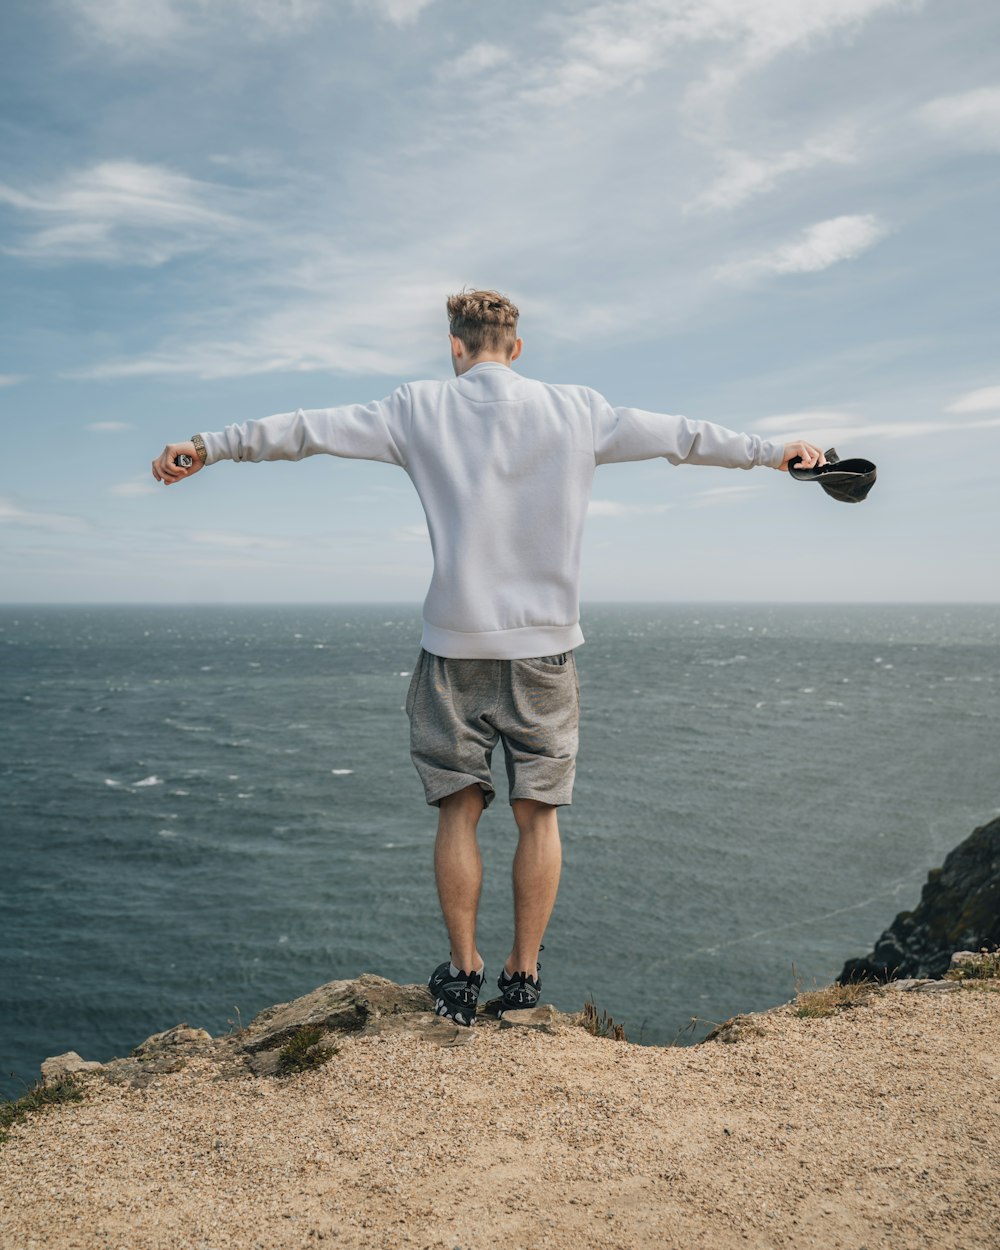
xmin=0 ymin=1076 xmax=85 ymax=1147
xmin=226 ymin=1005 xmax=246 ymax=1039
xmin=794 ymin=982 xmax=878 ymax=1019
xmin=944 ymin=948 xmax=1000 ymax=981
xmin=276 ymin=1026 xmax=338 ymax=1076
xmin=581 ymin=998 xmax=627 ymax=1042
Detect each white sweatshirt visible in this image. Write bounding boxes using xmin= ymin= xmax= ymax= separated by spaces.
xmin=200 ymin=363 xmax=784 ymax=659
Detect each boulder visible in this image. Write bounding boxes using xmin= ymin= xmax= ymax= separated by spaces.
xmin=240 ymin=974 xmax=435 ymax=1052
xmin=841 ymin=814 xmax=1000 ymax=983
xmin=40 ymin=1051 xmax=104 ymax=1082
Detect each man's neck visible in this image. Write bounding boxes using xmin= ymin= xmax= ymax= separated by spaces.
xmin=455 ymin=353 xmax=511 ymax=376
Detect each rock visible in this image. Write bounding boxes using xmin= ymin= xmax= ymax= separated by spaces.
xmin=949 ymin=950 xmax=984 ymax=972
xmin=703 ymin=1015 xmax=765 ymax=1045
xmin=241 ymin=974 xmax=434 ymax=1053
xmin=840 ymin=813 xmax=1000 ymax=983
xmin=132 ymin=1023 xmax=215 ymax=1058
xmin=498 ymin=1004 xmax=563 ymax=1033
xmin=40 ymin=1051 xmax=104 ymax=1082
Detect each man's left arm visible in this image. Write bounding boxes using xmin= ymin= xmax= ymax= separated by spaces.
xmin=593 ymin=401 xmax=824 ymax=471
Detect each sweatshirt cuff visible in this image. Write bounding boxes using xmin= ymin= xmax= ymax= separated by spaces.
xmin=199 ymin=430 xmax=231 ymax=465
xmin=760 ymin=438 xmax=786 ymax=469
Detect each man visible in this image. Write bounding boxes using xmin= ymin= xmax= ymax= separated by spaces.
xmin=152 ymin=289 xmax=824 ymax=1026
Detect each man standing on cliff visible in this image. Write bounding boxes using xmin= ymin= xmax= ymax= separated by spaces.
xmin=152 ymin=289 xmax=824 ymax=1026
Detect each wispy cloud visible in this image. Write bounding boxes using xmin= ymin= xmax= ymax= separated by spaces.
xmin=364 ymin=0 xmax=438 ymax=26
xmin=66 ymin=0 xmax=324 ymax=49
xmin=440 ymin=41 xmax=511 ymax=80
xmin=110 ymin=477 xmax=159 ymax=497
xmin=87 ymin=420 xmax=134 ymax=432
xmin=689 ymin=484 xmax=765 ymax=507
xmin=715 ymin=214 xmax=889 ymax=283
xmin=0 ymin=498 xmax=88 ymax=533
xmin=588 ymin=499 xmax=672 ymax=518
xmin=685 ymin=130 xmax=857 ymax=214
xmin=919 ymin=86 xmax=1000 ymax=153
xmin=390 ymin=523 xmax=430 ymax=542
xmin=186 ymin=529 xmax=290 ymax=550
xmin=0 ymin=160 xmax=244 ymax=264
xmin=946 ymin=385 xmax=1000 ymax=414
xmin=0 ymin=374 xmax=26 ymax=387
xmin=515 ymin=0 xmax=909 ymax=116
xmin=753 ymin=407 xmax=1000 ymax=444
xmin=753 ymin=411 xmax=863 ymax=435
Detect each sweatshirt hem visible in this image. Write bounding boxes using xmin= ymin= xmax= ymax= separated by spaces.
xmin=420 ymin=621 xmax=585 ymax=660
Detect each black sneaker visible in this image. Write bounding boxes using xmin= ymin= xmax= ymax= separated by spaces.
xmin=427 ymin=961 xmax=485 ymax=1027
xmin=495 ymin=947 xmax=543 ymax=1015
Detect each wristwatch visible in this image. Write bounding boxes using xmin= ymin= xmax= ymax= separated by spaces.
xmin=190 ymin=433 xmax=208 ymax=465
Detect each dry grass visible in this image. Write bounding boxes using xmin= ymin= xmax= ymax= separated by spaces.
xmin=794 ymin=982 xmax=880 ymax=1019
xmin=581 ymin=998 xmax=627 ymax=1041
xmin=944 ymin=949 xmax=1000 ymax=981
xmin=0 ymin=1077 xmax=85 ymax=1148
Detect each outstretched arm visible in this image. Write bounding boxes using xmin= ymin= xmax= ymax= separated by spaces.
xmin=592 ymin=394 xmax=828 ymax=472
xmin=150 ymin=388 xmax=411 ymax=486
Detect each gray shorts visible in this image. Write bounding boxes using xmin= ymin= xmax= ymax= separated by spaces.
xmin=405 ymin=648 xmax=580 ymax=809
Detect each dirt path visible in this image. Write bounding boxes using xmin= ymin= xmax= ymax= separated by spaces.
xmin=2 ymin=985 xmax=998 ymax=1250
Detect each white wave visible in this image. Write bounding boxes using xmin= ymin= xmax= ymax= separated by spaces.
xmin=132 ymin=775 xmax=163 ymax=787
xmin=331 ymin=768 xmax=354 ymax=776
xmin=104 ymin=778 xmax=122 ymax=787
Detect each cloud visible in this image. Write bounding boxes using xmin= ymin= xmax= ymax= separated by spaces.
xmin=390 ymin=523 xmax=430 ymax=542
xmin=515 ymin=0 xmax=909 ymax=114
xmin=753 ymin=408 xmax=1000 ymax=444
xmin=0 ymin=374 xmax=26 ymax=387
xmin=440 ymin=41 xmax=511 ymax=79
xmin=363 ymin=0 xmax=438 ymax=25
xmin=65 ymin=0 xmax=324 ymax=49
xmin=110 ymin=477 xmax=159 ymax=497
xmin=690 ymin=484 xmax=765 ymax=507
xmin=715 ymin=214 xmax=889 ymax=283
xmin=753 ymin=410 xmax=862 ymax=434
xmin=588 ymin=499 xmax=672 ymax=518
xmin=186 ymin=529 xmax=290 ymax=549
xmin=685 ymin=130 xmax=857 ymax=213
xmin=0 ymin=160 xmax=244 ymax=264
xmin=69 ymin=269 xmax=451 ymax=380
xmin=0 ymin=498 xmax=88 ymax=533
xmin=945 ymin=385 xmax=1000 ymax=414
xmin=87 ymin=420 xmax=134 ymax=432
xmin=919 ymin=86 xmax=1000 ymax=153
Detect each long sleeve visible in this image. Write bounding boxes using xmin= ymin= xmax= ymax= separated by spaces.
xmin=199 ymin=385 xmax=411 ymax=468
xmin=592 ymin=396 xmax=784 ymax=470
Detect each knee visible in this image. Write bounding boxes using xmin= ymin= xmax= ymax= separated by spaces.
xmin=512 ymin=799 xmax=558 ymax=837
xmin=440 ymin=784 xmax=486 ymax=825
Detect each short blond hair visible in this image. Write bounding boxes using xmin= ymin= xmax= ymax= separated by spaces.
xmin=446 ymin=289 xmax=519 ymax=358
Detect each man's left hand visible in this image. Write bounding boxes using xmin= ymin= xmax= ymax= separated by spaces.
xmin=778 ymin=441 xmax=826 ymax=472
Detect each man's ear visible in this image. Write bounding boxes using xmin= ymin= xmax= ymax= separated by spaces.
xmin=510 ymin=337 xmax=523 ymax=363
xmin=449 ymin=334 xmax=466 ymax=360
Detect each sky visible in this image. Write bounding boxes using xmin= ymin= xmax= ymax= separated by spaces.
xmin=1 ymin=0 xmax=998 ymax=604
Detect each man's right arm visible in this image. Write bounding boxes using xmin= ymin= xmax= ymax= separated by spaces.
xmin=151 ymin=388 xmax=411 ymax=486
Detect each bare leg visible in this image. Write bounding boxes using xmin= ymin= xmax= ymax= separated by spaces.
xmin=433 ymin=784 xmax=486 ymax=974
xmin=505 ymin=799 xmax=562 ymax=976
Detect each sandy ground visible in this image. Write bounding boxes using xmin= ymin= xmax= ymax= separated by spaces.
xmin=2 ymin=985 xmax=999 ymax=1250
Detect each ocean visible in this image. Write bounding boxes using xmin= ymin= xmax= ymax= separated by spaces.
xmin=2 ymin=603 xmax=998 ymax=1100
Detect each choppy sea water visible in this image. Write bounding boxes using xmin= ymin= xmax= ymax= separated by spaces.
xmin=2 ymin=603 xmax=998 ymax=1099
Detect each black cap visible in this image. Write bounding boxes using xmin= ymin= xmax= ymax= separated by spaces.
xmin=788 ymin=448 xmax=877 ymax=504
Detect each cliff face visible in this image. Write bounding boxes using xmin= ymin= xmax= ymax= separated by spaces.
xmin=841 ymin=813 xmax=1000 ymax=982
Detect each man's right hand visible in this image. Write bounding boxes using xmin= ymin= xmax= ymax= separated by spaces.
xmin=152 ymin=441 xmax=204 ymax=485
